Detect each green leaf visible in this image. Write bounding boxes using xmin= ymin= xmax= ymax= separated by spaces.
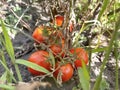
xmin=92 ymin=15 xmax=120 ymax=90
xmin=0 ymin=84 xmax=15 ymax=90
xmin=0 ymin=60 xmax=16 ymax=82
xmin=0 ymin=71 xmax=7 ymax=81
xmin=98 ymin=0 xmax=110 ymax=20
xmin=1 ymin=20 xmax=15 ymax=61
xmin=49 ymin=51 xmax=55 ymax=69
xmin=91 ymin=47 xmax=108 ymax=53
xmin=78 ymin=60 xmax=90 ymax=90
xmin=16 ymin=59 xmax=50 ymax=74
xmin=43 ymin=27 xmax=49 ymax=37
xmin=100 ymin=79 xmax=109 ymax=90
xmin=1 ymin=20 xmax=22 ymax=81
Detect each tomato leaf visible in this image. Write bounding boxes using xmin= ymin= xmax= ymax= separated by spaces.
xmin=43 ymin=27 xmax=49 ymax=36
xmin=16 ymin=59 xmax=50 ymax=74
xmin=78 ymin=60 xmax=90 ymax=90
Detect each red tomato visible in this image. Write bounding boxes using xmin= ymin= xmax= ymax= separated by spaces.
xmin=70 ymin=48 xmax=88 ymax=67
xmin=28 ymin=51 xmax=51 ymax=76
xmin=49 ymin=44 xmax=65 ymax=58
xmin=55 ymin=15 xmax=64 ymax=27
xmin=54 ymin=63 xmax=74 ymax=82
xmin=32 ymin=26 xmax=52 ymax=43
xmin=50 ymin=44 xmax=62 ymax=56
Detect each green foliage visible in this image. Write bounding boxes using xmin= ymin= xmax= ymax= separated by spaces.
xmin=100 ymin=79 xmax=109 ymax=90
xmin=16 ymin=59 xmax=50 ymax=74
xmin=0 ymin=60 xmax=16 ymax=82
xmin=0 ymin=84 xmax=15 ymax=90
xmin=0 ymin=20 xmax=22 ymax=81
xmin=49 ymin=51 xmax=55 ymax=69
xmin=78 ymin=61 xmax=90 ymax=90
xmin=1 ymin=20 xmax=15 ymax=62
xmin=98 ymin=0 xmax=110 ymax=20
xmin=92 ymin=15 xmax=120 ymax=90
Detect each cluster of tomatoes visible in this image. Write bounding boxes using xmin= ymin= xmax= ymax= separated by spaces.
xmin=28 ymin=15 xmax=89 ymax=83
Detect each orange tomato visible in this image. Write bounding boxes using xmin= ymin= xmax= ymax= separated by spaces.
xmin=32 ymin=26 xmax=52 ymax=43
xmin=55 ymin=15 xmax=64 ymax=27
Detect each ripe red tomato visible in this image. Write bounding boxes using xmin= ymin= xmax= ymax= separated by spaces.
xmin=54 ymin=63 xmax=74 ymax=82
xmin=50 ymin=44 xmax=62 ymax=56
xmin=55 ymin=15 xmax=64 ymax=27
xmin=32 ymin=26 xmax=52 ymax=43
xmin=70 ymin=48 xmax=88 ymax=67
xmin=49 ymin=44 xmax=65 ymax=59
xmin=28 ymin=50 xmax=51 ymax=76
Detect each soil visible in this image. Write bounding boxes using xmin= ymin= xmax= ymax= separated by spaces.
xmin=0 ymin=0 xmax=120 ymax=90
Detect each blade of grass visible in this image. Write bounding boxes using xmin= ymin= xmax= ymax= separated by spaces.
xmin=0 ymin=52 xmax=13 ymax=83
xmin=1 ymin=21 xmax=14 ymax=61
xmin=114 ymin=1 xmax=119 ymax=90
xmin=114 ymin=42 xmax=119 ymax=90
xmin=1 ymin=20 xmax=22 ymax=81
xmin=0 ymin=51 xmax=7 ymax=67
xmin=92 ymin=15 xmax=120 ymax=90
xmin=16 ymin=59 xmax=50 ymax=74
xmin=87 ymin=47 xmax=108 ymax=53
xmin=100 ymin=78 xmax=109 ymax=90
xmin=98 ymin=0 xmax=110 ymax=20
xmin=0 ymin=84 xmax=15 ymax=90
xmin=0 ymin=71 xmax=7 ymax=81
xmin=78 ymin=60 xmax=90 ymax=90
xmin=0 ymin=60 xmax=16 ymax=82
xmin=73 ymin=22 xmax=85 ymax=46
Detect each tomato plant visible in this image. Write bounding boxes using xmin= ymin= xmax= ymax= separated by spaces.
xmin=54 ymin=63 xmax=74 ymax=82
xmin=70 ymin=48 xmax=88 ymax=67
xmin=28 ymin=50 xmax=51 ymax=76
xmin=50 ymin=30 xmax=65 ymax=48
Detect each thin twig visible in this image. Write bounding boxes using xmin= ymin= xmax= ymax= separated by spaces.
xmin=14 ymin=5 xmax=30 ymax=28
xmin=8 ymin=7 xmax=32 ymax=31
